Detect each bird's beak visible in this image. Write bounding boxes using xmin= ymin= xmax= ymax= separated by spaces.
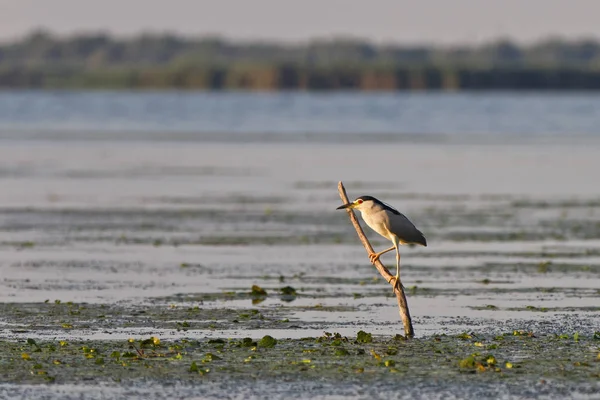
xmin=336 ymin=202 xmax=354 ymax=210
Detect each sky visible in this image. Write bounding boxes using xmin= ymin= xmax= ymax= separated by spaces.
xmin=1 ymin=0 xmax=599 ymax=45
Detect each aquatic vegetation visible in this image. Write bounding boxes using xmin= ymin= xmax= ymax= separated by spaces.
xmin=1 ymin=150 xmax=600 ymax=398
xmin=0 ymin=333 xmax=597 ymax=387
xmin=258 ymin=335 xmax=277 ymax=348
xmin=356 ymin=331 xmax=373 ymax=344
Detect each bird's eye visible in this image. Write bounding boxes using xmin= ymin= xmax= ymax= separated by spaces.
xmin=357 ymin=199 xmax=363 ymax=204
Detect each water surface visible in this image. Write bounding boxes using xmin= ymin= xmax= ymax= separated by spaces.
xmin=0 ymin=91 xmax=599 ymax=140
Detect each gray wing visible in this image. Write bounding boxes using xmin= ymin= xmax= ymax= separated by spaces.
xmin=388 ymin=211 xmax=427 ymax=246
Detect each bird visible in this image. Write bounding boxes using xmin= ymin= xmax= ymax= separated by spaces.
xmin=337 ymin=195 xmax=426 ymax=289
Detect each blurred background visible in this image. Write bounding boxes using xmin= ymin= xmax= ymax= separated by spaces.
xmin=2 ymin=0 xmax=600 ymax=137
xmin=3 ymin=0 xmax=600 ymax=91
xmin=1 ymin=0 xmax=599 ymax=339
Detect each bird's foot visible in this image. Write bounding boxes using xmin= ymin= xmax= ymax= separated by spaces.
xmin=387 ymin=274 xmax=401 ymax=292
xmin=368 ymin=252 xmax=380 ymax=264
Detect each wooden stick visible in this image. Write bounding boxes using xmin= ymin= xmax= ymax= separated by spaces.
xmin=337 ymin=181 xmax=415 ymax=337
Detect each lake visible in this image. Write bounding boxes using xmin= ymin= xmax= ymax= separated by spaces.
xmin=0 ymin=91 xmax=600 ymax=142
xmin=0 ymin=91 xmax=598 ymax=399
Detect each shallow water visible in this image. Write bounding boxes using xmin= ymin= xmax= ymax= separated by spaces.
xmin=1 ymin=140 xmax=600 ymax=329
xmin=0 ymin=138 xmax=599 ymax=398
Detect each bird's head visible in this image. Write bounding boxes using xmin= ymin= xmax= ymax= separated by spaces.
xmin=336 ymin=195 xmax=379 ymax=212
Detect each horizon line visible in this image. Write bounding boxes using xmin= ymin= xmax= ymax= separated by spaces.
xmin=2 ymin=29 xmax=600 ymax=49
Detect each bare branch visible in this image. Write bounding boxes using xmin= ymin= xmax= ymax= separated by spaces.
xmin=337 ymin=181 xmax=414 ymax=337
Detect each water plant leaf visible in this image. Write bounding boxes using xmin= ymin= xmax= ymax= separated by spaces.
xmin=334 ymin=348 xmax=349 ymax=356
xmin=538 ymin=261 xmax=551 ymax=273
xmin=280 ymin=286 xmax=296 ymax=295
xmin=513 ymin=330 xmax=534 ymax=337
xmin=258 ymin=335 xmax=277 ymax=348
xmin=140 ymin=336 xmax=161 ymax=348
xmin=202 ymin=353 xmax=221 ymax=362
xmin=385 ymin=347 xmax=398 ymax=356
xmin=459 ymin=356 xmax=476 ymax=369
xmin=356 ymin=330 xmax=372 ymax=343
xmin=370 ymin=350 xmax=382 ymax=361
xmin=239 ymin=338 xmax=257 ymax=348
xmin=251 ymin=285 xmax=267 ymax=296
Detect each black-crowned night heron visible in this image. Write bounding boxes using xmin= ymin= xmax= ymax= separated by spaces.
xmin=337 ymin=195 xmax=427 ymax=288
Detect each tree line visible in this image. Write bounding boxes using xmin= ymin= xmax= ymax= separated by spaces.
xmin=1 ymin=31 xmax=600 ymax=90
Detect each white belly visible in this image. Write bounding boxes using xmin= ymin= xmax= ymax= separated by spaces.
xmin=361 ymin=211 xmax=393 ymax=241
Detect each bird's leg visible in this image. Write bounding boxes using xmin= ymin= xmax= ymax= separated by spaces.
xmin=387 ymin=238 xmax=401 ymax=292
xmin=368 ymin=246 xmax=395 ymax=264
xmin=393 ymin=247 xmax=401 ymax=289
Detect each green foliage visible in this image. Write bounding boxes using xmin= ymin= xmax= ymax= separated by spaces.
xmin=27 ymin=338 xmax=42 ymax=352
xmin=280 ymin=286 xmax=297 ymax=295
xmin=202 ymin=353 xmax=221 ymax=362
xmin=250 ymin=285 xmax=267 ymax=297
xmin=140 ymin=337 xmax=161 ymax=349
xmin=237 ymin=338 xmax=257 ymax=348
xmin=2 ymin=32 xmax=600 ymax=90
xmin=189 ymin=361 xmax=199 ymax=372
xmin=258 ymin=335 xmax=277 ymax=348
xmin=334 ymin=348 xmax=349 ymax=356
xmin=176 ymin=321 xmax=191 ymax=330
xmin=356 ymin=331 xmax=373 ymax=343
xmin=459 ymin=355 xmax=476 ymax=368
xmin=5 ymin=31 xmax=600 ymax=69
xmin=459 ymin=353 xmax=503 ymax=372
